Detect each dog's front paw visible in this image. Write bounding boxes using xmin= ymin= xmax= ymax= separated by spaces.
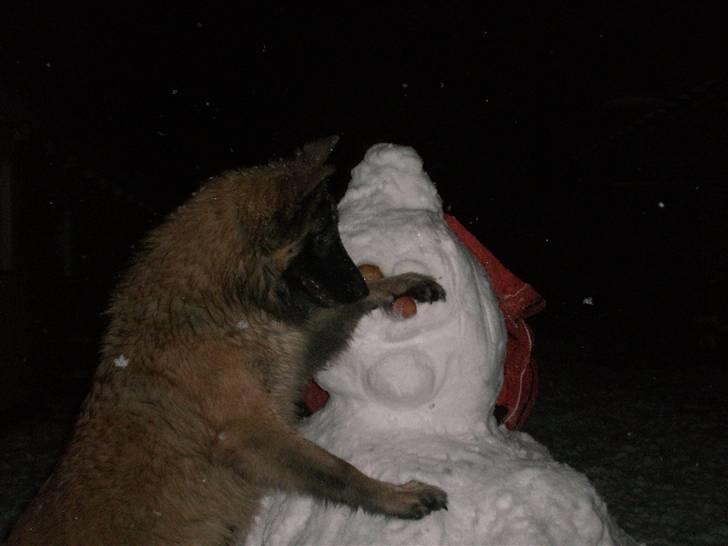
xmin=364 ymin=273 xmax=446 ymax=309
xmin=384 ymin=480 xmax=448 ymax=520
xmin=401 ymin=276 xmax=446 ymax=304
xmin=385 ymin=273 xmax=446 ymax=304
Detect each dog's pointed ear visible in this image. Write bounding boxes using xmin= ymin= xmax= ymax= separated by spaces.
xmin=292 ymin=135 xmax=340 ymax=197
xmin=275 ymin=136 xmax=338 ymax=220
xmin=298 ymin=135 xmax=340 ymax=165
xmin=264 ymin=136 xmax=340 ymax=247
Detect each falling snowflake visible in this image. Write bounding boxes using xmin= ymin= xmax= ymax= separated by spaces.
xmin=236 ymin=319 xmax=250 ymax=330
xmin=114 ymin=355 xmax=129 ymax=368
xmin=582 ymin=297 xmax=594 ymax=306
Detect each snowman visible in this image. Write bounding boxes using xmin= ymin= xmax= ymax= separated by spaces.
xmin=243 ymin=144 xmax=635 ymax=545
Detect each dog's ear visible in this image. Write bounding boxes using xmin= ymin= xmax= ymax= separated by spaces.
xmin=299 ymin=135 xmax=340 ymax=164
xmin=261 ymin=138 xmax=338 ymax=251
xmin=290 ymin=135 xmax=339 ymax=199
xmin=274 ymin=136 xmax=340 ymax=225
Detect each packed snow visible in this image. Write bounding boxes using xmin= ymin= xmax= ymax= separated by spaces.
xmin=243 ymin=144 xmax=638 ymax=545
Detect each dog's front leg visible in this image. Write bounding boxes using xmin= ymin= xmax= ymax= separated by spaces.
xmin=215 ymin=415 xmax=447 ymax=519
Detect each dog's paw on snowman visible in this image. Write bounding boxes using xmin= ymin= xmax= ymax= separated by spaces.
xmin=367 ymin=273 xmax=446 ymax=306
xmin=376 ymin=479 xmax=448 ymax=520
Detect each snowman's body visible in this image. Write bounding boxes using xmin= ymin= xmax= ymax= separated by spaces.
xmin=244 ymin=144 xmax=631 ymax=546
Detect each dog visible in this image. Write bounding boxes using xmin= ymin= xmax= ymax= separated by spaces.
xmin=5 ymin=136 xmax=447 ymax=546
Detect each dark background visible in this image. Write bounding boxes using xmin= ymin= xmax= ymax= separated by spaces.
xmin=1 ymin=4 xmax=727 ymax=412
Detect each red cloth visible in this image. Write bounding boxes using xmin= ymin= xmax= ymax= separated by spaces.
xmin=303 ymin=214 xmax=545 ymax=430
xmin=444 ymin=214 xmax=545 ymax=430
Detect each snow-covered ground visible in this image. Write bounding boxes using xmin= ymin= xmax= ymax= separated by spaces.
xmin=525 ymin=311 xmax=728 ymax=546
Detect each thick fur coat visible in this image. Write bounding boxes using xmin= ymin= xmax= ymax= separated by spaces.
xmin=5 ymin=137 xmax=447 ymax=546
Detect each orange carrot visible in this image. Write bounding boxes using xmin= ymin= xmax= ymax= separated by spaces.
xmin=390 ymin=296 xmax=417 ymax=319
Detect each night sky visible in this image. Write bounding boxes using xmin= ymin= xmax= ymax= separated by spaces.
xmin=1 ymin=4 xmax=727 ymax=402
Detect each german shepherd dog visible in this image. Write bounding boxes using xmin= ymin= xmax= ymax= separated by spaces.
xmin=5 ymin=137 xmax=447 ymax=546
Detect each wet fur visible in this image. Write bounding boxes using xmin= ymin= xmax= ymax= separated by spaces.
xmin=5 ymin=137 xmax=447 ymax=546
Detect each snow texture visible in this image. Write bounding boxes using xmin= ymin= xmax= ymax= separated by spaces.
xmin=244 ymin=144 xmax=637 ymax=545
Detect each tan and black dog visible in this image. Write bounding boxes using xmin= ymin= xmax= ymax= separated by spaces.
xmin=5 ymin=137 xmax=447 ymax=546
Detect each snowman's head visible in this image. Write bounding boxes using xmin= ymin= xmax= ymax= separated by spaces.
xmin=317 ymin=144 xmax=506 ymax=434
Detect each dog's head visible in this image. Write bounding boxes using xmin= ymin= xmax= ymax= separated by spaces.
xmin=245 ymin=136 xmax=368 ymax=316
xmin=280 ymin=186 xmax=368 ymax=308
xmin=111 ymin=137 xmax=367 ymax=329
